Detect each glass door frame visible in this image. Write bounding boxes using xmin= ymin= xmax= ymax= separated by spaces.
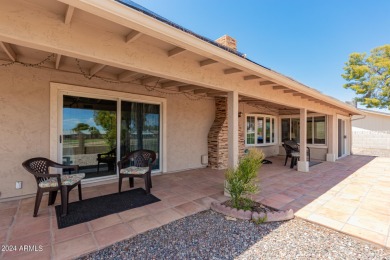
xmin=50 ymin=82 xmax=167 ymax=184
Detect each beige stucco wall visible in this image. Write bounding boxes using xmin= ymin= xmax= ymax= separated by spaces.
xmin=353 ymin=112 xmax=390 ymax=131
xmin=352 ymin=112 xmax=390 ymax=157
xmin=0 ymin=65 xmax=215 ymax=199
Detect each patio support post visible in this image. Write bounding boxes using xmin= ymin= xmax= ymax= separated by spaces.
xmin=298 ymin=108 xmax=309 ymax=172
xmin=227 ymin=91 xmax=239 ymax=168
xmin=326 ymin=113 xmax=338 ymax=162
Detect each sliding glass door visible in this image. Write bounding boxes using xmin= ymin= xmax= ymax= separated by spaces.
xmin=120 ymin=101 xmax=160 ymax=170
xmin=61 ymin=94 xmax=161 ymax=180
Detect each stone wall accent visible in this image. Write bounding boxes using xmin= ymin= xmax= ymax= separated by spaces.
xmin=208 ymin=97 xmax=245 ymax=169
xmin=208 ymin=97 xmax=228 ymax=169
xmin=238 ymin=121 xmax=245 ymax=159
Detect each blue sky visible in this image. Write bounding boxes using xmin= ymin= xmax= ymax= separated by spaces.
xmin=131 ymin=0 xmax=390 ymax=108
xmin=63 ymin=108 xmax=101 ymax=131
xmin=63 ymin=108 xmax=159 ymax=131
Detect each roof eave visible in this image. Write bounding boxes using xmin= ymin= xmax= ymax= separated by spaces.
xmin=57 ymin=0 xmax=360 ymax=114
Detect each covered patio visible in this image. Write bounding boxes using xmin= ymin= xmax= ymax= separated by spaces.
xmin=0 ymin=155 xmax=389 ymax=259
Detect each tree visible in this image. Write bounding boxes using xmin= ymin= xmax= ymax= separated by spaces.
xmin=342 ymin=44 xmax=390 ymax=109
xmin=88 ymin=126 xmax=100 ymax=138
xmin=93 ymin=111 xmax=116 ymax=149
xmin=72 ymin=123 xmax=90 ymax=133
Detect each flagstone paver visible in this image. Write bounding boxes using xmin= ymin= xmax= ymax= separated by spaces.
xmin=0 ymin=155 xmax=389 ymax=259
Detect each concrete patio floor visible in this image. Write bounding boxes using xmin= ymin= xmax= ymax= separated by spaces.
xmin=258 ymin=155 xmax=390 ymax=249
xmin=0 ymin=155 xmax=389 ymax=259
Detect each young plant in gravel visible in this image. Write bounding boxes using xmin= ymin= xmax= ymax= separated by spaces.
xmin=252 ymin=215 xmax=267 ymax=225
xmin=225 ymin=148 xmax=264 ymax=210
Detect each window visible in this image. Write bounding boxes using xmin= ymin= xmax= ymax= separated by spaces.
xmin=246 ymin=116 xmax=255 ymax=144
xmin=281 ymin=115 xmax=326 ymax=145
xmin=291 ymin=118 xmax=300 ymax=142
xmin=281 ymin=118 xmax=290 ymax=141
xmin=313 ymin=116 xmax=326 ymax=144
xmin=246 ymin=114 xmax=276 ymax=146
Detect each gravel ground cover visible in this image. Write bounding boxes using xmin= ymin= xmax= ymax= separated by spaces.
xmin=80 ymin=210 xmax=390 ymax=260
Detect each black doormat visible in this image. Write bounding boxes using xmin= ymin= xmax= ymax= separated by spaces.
xmin=55 ymin=188 xmax=160 ymax=229
xmin=309 ymin=161 xmax=322 ymax=167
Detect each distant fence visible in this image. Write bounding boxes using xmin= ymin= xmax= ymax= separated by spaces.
xmin=352 ymin=130 xmax=390 ymax=157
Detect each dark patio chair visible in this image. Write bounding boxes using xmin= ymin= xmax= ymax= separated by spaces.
xmin=22 ymin=157 xmax=84 ymax=217
xmin=97 ymin=148 xmax=116 ymax=174
xmin=117 ymin=149 xmax=156 ymax=194
xmin=283 ymin=140 xmax=310 ymax=166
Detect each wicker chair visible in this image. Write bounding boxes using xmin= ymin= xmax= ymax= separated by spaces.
xmin=97 ymin=148 xmax=116 ymax=174
xmin=22 ymin=157 xmax=84 ymax=217
xmin=117 ymin=150 xmax=156 ymax=194
xmin=283 ymin=140 xmax=311 ymax=166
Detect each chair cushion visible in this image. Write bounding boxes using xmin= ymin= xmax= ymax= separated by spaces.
xmin=291 ymin=152 xmax=300 ymax=157
xmin=120 ymin=166 xmax=149 ymax=175
xmin=38 ymin=173 xmax=85 ymax=188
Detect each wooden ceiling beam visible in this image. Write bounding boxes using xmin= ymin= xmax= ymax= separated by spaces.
xmin=199 ymin=59 xmax=217 ymax=67
xmin=283 ymin=89 xmax=298 ymax=94
xmin=89 ymin=63 xmax=106 ymax=77
xmin=243 ymin=75 xmax=260 ymax=81
xmin=179 ymin=85 xmax=204 ymax=92
xmin=126 ymin=30 xmax=142 ymax=43
xmin=167 ymin=47 xmax=186 ymax=57
xmin=260 ymin=80 xmax=276 ymax=86
xmin=240 ymin=98 xmax=260 ymax=102
xmin=207 ymin=92 xmax=226 ymax=97
xmin=161 ymin=81 xmax=188 ymax=88
xmin=0 ymin=42 xmax=16 ymax=61
xmin=118 ymin=70 xmax=139 ymax=81
xmin=141 ymin=76 xmax=160 ymax=85
xmin=244 ymin=101 xmax=269 ymax=105
xmin=194 ymin=89 xmax=221 ymax=94
xmin=55 ymin=54 xmax=62 ymax=69
xmin=293 ymin=93 xmax=313 ymax=100
xmin=64 ymin=5 xmax=75 ymax=25
xmin=224 ymin=68 xmax=242 ymax=74
xmin=272 ymin=85 xmax=288 ymax=90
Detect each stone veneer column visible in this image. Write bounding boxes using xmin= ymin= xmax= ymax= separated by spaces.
xmin=208 ymin=97 xmax=228 ymax=169
xmin=208 ymin=97 xmax=245 ymax=169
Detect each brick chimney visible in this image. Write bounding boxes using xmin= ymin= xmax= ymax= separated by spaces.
xmin=215 ymin=35 xmax=237 ymax=51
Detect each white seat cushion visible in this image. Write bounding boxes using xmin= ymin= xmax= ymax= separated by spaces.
xmin=291 ymin=152 xmax=300 ymax=157
xmin=120 ymin=166 xmax=149 ymax=175
xmin=38 ymin=173 xmax=85 ymax=188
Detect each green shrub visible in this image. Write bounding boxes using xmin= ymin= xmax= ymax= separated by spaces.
xmin=225 ymin=149 xmax=265 ymax=210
